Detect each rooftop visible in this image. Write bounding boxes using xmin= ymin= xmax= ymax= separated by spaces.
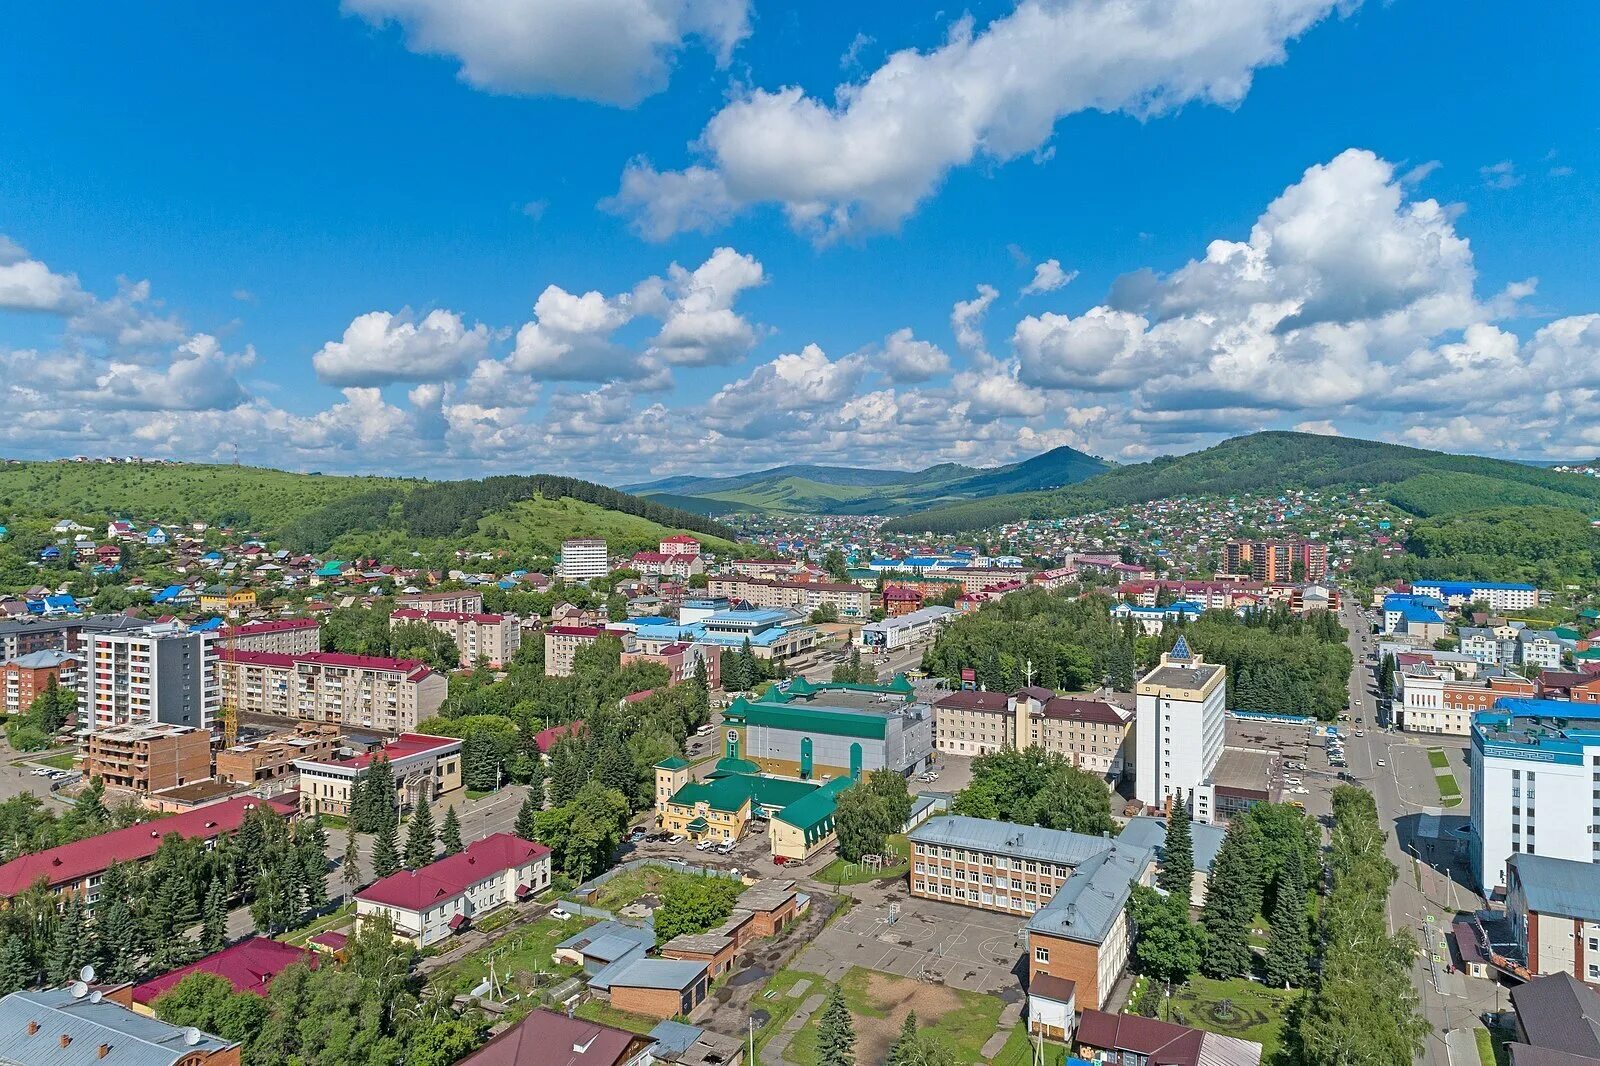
xmin=1510 ymin=854 xmax=1600 ymax=921
xmin=356 ymin=833 xmax=549 ymax=911
xmin=909 ymin=815 xmax=1112 ymax=868
xmin=132 ymin=937 xmax=314 ymax=1005
xmin=0 ymin=986 xmax=237 ymax=1065
xmin=1510 ymin=973 xmax=1600 ymax=1058
xmin=455 ymin=1008 xmax=649 ymax=1066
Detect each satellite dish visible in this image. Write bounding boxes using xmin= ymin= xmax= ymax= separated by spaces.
xmin=69 ymin=981 xmax=89 ymax=999
xmin=79 ymin=964 xmax=95 ymax=984
xmin=183 ymin=1027 xmax=203 ymax=1046
xmin=89 ymin=991 xmax=103 ymax=1004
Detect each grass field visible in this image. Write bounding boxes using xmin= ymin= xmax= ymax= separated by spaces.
xmin=574 ymin=1000 xmax=661 ymax=1035
xmin=35 ymin=752 xmax=76 ymax=771
xmin=818 ymin=835 xmax=909 ymax=886
xmin=426 ymin=914 xmax=593 ymax=998
xmin=1161 ymin=976 xmax=1299 ymax=1063
xmin=989 ymin=1025 xmax=1072 ymax=1066
xmin=475 ymin=497 xmax=738 ymax=556
xmin=782 ymin=967 xmax=1006 ymax=1066
xmin=589 ymin=865 xmax=733 ymax=913
xmin=1427 ymin=748 xmax=1450 ymax=770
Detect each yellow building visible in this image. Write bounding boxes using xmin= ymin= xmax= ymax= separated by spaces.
xmin=653 ymin=755 xmax=856 ymax=861
xmin=200 ymin=586 xmax=257 ymax=614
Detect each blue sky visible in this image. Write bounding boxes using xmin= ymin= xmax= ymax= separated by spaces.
xmin=1 ymin=0 xmax=1596 ymax=481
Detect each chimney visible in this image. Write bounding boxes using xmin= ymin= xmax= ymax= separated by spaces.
xmin=98 ymin=1043 xmax=111 ymax=1059
xmin=26 ymin=1021 xmax=38 ymax=1035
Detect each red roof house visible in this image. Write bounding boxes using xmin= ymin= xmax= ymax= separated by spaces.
xmin=133 ymin=937 xmax=315 ymax=1005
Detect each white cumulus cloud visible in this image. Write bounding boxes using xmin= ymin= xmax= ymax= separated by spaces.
xmin=1021 ymin=258 xmax=1078 ymax=295
xmin=313 ymin=308 xmax=491 ymax=386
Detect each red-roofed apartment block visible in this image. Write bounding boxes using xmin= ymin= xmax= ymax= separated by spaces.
xmin=293 ymin=733 xmax=462 ymax=819
xmin=218 ymin=650 xmax=445 ymax=731
xmin=217 ymin=618 xmax=321 ymax=655
xmin=132 ymin=937 xmax=315 ymax=1011
xmin=620 ymin=641 xmax=720 ymax=688
xmin=0 ymin=794 xmax=296 ymax=904
xmin=388 ymin=608 xmax=521 ymax=668
xmin=355 ymin=833 xmax=551 ymax=946
xmin=545 ymin=625 xmax=607 ymax=678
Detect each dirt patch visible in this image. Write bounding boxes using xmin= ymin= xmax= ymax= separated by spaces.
xmin=851 ymin=973 xmax=968 ymax=1063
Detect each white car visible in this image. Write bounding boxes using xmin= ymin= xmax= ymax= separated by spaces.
xmin=1376 ymin=759 xmax=1387 ymax=767
xmin=1355 ymin=730 xmax=1365 ymax=737
xmin=549 ymin=907 xmax=572 ymax=921
xmin=1284 ymin=777 xmax=1303 ymax=786
xmin=1291 ymin=786 xmax=1310 ymax=795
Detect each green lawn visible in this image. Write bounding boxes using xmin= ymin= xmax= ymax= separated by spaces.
xmin=35 ymin=752 xmax=76 ymax=771
xmin=1427 ymin=748 xmax=1451 ymax=770
xmin=818 ymin=835 xmax=910 ymax=886
xmin=589 ymin=865 xmax=731 ymax=913
xmin=748 ymin=968 xmax=821 ymax=1055
xmin=426 ymin=914 xmax=593 ymax=998
xmin=989 ymin=1024 xmax=1072 ymax=1066
xmin=783 ymin=966 xmax=1007 ymax=1066
xmin=1161 ymin=975 xmax=1299 ymax=1063
xmin=319 ymin=814 xmax=348 ymax=829
xmin=278 ymin=902 xmax=355 ymax=947
xmin=574 ymin=1000 xmax=661 ymax=1036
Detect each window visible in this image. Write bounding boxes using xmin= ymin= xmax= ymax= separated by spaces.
xmin=1035 ymin=946 xmax=1049 ymax=963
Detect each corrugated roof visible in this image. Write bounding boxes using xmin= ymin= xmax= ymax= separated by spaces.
xmin=1511 ymin=854 xmax=1600 ymax=921
xmin=0 ymin=987 xmax=237 ymax=1065
xmin=606 ymin=957 xmax=706 ymax=991
xmin=743 ymin=702 xmax=887 ymax=740
xmin=132 ymin=937 xmax=314 ymax=1004
xmin=910 ymin=816 xmax=1111 ymax=867
xmin=356 ymin=833 xmax=548 ymax=911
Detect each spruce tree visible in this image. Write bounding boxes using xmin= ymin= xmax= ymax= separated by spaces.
xmin=45 ymin=898 xmax=85 ymax=985
xmin=1157 ymin=791 xmax=1195 ymax=908
xmin=371 ymin=820 xmax=401 ymax=880
xmin=514 ymin=790 xmax=540 ymax=841
xmin=817 ymin=985 xmax=856 ymax=1066
xmin=300 ymin=834 xmax=329 ymax=912
xmin=342 ymin=831 xmax=363 ymax=890
xmin=0 ymin=935 xmax=35 ymax=995
xmin=1263 ymin=846 xmax=1310 ymax=988
xmin=1200 ymin=819 xmax=1265 ymax=979
xmin=886 ymin=1011 xmax=918 ymax=1066
xmin=405 ymin=796 xmax=436 ymax=869
xmin=440 ymin=805 xmax=464 ymax=856
xmin=97 ymin=899 xmax=139 ymax=982
xmin=201 ymin=879 xmax=229 ymax=954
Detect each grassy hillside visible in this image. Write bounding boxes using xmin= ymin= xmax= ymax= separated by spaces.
xmin=882 ymin=432 xmax=1600 ymax=534
xmin=636 ymin=445 xmax=1111 ymax=516
xmin=1349 ymin=505 xmax=1600 ymax=586
xmin=0 ymin=461 xmax=739 ymax=558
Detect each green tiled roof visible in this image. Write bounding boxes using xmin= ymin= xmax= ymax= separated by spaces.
xmin=684 ymin=817 xmax=708 ymax=833
xmin=744 ymin=702 xmax=887 ymax=740
xmin=771 ymin=675 xmax=914 ymax=703
xmin=773 ymin=777 xmax=854 ymax=831
xmin=654 ymin=756 xmax=690 ymax=770
xmin=668 ymin=772 xmax=817 ymax=814
xmin=711 ymin=756 xmax=762 ymax=776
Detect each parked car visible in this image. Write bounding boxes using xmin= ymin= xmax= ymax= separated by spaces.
xmin=1376 ymin=759 xmax=1387 ymax=768
xmin=549 ymin=907 xmax=572 ymax=921
xmin=668 ymin=834 xmax=685 ymax=844
xmin=696 ymin=839 xmax=715 ymax=851
xmin=715 ymin=841 xmax=735 ymax=855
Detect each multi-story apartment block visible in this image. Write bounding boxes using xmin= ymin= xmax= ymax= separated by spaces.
xmin=80 ymin=722 xmax=212 ymax=794
xmin=294 ymin=732 xmax=462 ymax=818
xmin=726 ymin=558 xmax=804 ymax=579
xmin=1223 ymin=539 xmax=1328 ymax=583
xmin=931 ymin=688 xmax=1132 ymax=779
xmin=1519 ymin=630 xmax=1566 ymax=670
xmin=217 ymin=618 xmax=321 ymax=655
xmin=629 ymin=551 xmax=704 ymax=581
xmin=1461 ymin=625 xmax=1519 ymax=666
xmin=658 ymin=534 xmax=701 ymax=558
xmin=705 ymin=575 xmax=872 ymax=618
xmin=1 ymin=650 xmax=78 ymax=715
xmin=545 ymin=624 xmax=608 ymax=677
xmin=558 ymin=538 xmax=609 ymax=582
xmin=219 ymin=651 xmax=446 ymax=731
xmin=1134 ymin=636 xmax=1226 ymax=818
xmin=1413 ymin=580 xmax=1540 ymax=613
xmin=389 ymin=608 xmax=521 ymax=668
xmin=1471 ymin=699 xmax=1600 ymax=893
xmin=620 ymin=641 xmax=720 ymax=687
xmin=1397 ymin=666 xmax=1535 ymax=735
xmin=0 ymin=614 xmax=153 ymax=664
xmin=394 ymin=589 xmax=484 ymax=615
xmin=80 ymin=621 xmax=219 ymax=733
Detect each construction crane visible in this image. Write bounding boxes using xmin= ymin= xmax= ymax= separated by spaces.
xmin=220 ymin=617 xmax=240 ymax=747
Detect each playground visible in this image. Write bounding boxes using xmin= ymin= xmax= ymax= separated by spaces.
xmin=792 ymin=886 xmax=1026 ymax=995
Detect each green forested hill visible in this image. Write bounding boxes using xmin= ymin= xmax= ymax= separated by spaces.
xmin=1349 ymin=506 xmax=1600 ymax=586
xmin=882 ymin=432 xmax=1600 ymax=533
xmin=0 ymin=462 xmax=739 ymax=558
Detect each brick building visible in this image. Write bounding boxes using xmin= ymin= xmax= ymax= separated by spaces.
xmin=214 ymin=724 xmax=342 ymax=786
xmin=389 ymin=608 xmax=521 ymax=668
xmin=932 ymin=689 xmax=1132 ymax=780
xmin=80 ymin=723 xmax=213 ymax=795
xmin=545 ymin=625 xmax=607 ymax=677
xmin=394 ymin=589 xmax=484 ymax=614
xmin=219 ymin=650 xmax=445 ymax=731
xmin=1 ymin=649 xmax=77 ymax=715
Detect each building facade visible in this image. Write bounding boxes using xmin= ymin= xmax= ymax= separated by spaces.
xmin=214 ymin=724 xmax=342 ymax=786
xmin=1506 ymin=853 xmax=1600 ymax=985
xmin=545 ymin=624 xmax=608 ymax=677
xmin=705 ymin=575 xmax=872 ymax=618
xmin=394 ymin=589 xmax=485 ymax=614
xmin=294 ymin=732 xmax=462 ymax=818
xmin=389 ymin=608 xmax=521 ymax=668
xmin=217 ymin=618 xmax=321 ymax=655
xmin=1398 ymin=667 xmax=1536 ymax=735
xmin=723 ymin=677 xmax=934 ymax=780
xmin=80 ymin=621 xmax=219 ymax=733
xmin=1134 ymin=637 xmax=1226 ymax=816
xmin=931 ymin=689 xmax=1132 ymax=779
xmin=1 ymin=650 xmax=77 ymax=715
xmin=219 ymin=651 xmax=446 ymax=731
xmin=80 ymin=723 xmax=213 ymax=794
xmin=355 ymin=833 xmax=551 ymax=946
xmin=1413 ymin=580 xmax=1540 ymax=613
xmin=559 ymin=538 xmax=609 ymax=582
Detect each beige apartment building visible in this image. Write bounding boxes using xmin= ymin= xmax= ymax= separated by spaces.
xmin=293 ymin=732 xmax=462 ymax=818
xmin=394 ymin=589 xmax=484 ymax=615
xmin=705 ymin=576 xmax=873 ymax=618
xmin=389 ymin=608 xmax=521 ymax=668
xmin=219 ymin=651 xmax=446 ymax=731
xmin=218 ymin=618 xmax=321 ymax=655
xmin=80 ymin=723 xmax=213 ymax=795
xmin=544 ymin=625 xmax=607 ymax=677
xmin=932 ymin=689 xmax=1133 ymax=780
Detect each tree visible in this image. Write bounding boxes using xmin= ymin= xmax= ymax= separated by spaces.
xmin=817 ymin=985 xmax=856 ymax=1066
xmin=1157 ymin=793 xmax=1195 ymax=909
xmin=152 ymin=972 xmax=270 ymax=1045
xmin=71 ymin=778 xmax=109 ymax=826
xmin=886 ymin=1012 xmax=919 ymax=1066
xmin=1199 ymin=819 xmax=1265 ymax=979
xmin=371 ymin=820 xmax=401 ymax=880
xmin=45 ymin=897 xmax=86 ymax=985
xmin=514 ymin=790 xmax=540 ymax=840
xmin=407 ymin=1015 xmax=489 ymax=1066
xmin=833 ymin=783 xmax=891 ymax=863
xmin=0 ymin=935 xmax=35 ymax=995
xmin=1127 ymin=885 xmax=1202 ymax=986
xmin=439 ymin=805 xmax=464 ymax=856
xmin=654 ymin=877 xmax=742 ymax=942
xmin=1263 ymin=846 xmax=1310 ymax=988
xmin=341 ymin=830 xmax=362 ymax=889
xmin=201 ymin=879 xmax=229 ymax=955
xmin=405 ymin=796 xmax=436 ymax=869
xmin=97 ymin=898 xmax=140 ymax=982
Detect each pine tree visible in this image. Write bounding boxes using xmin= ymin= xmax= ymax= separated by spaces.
xmin=440 ymin=805 xmax=464 ymax=856
xmin=1263 ymin=846 xmax=1310 ymax=988
xmin=45 ymin=898 xmax=85 ymax=985
xmin=405 ymin=796 xmax=437 ymax=869
xmin=300 ymin=834 xmax=329 ymax=912
xmin=1157 ymin=791 xmax=1195 ymax=908
xmin=97 ymin=898 xmax=139 ymax=982
xmin=514 ymin=790 xmax=540 ymax=841
xmin=1200 ymin=819 xmax=1265 ymax=979
xmin=371 ymin=820 xmax=401 ymax=880
xmin=0 ymin=935 xmax=35 ymax=995
xmin=201 ymin=879 xmax=229 ymax=954
xmin=886 ymin=1011 xmax=918 ymax=1066
xmin=817 ymin=985 xmax=856 ymax=1066
xmin=342 ymin=831 xmax=363 ymax=890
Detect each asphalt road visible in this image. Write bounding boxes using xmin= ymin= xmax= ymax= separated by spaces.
xmin=1335 ymin=601 xmax=1503 ymax=1066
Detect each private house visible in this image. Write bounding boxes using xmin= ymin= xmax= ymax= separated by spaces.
xmin=354 ymin=833 xmax=551 ymax=946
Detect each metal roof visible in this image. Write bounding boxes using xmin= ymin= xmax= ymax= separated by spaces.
xmin=0 ymin=987 xmax=236 ymax=1065
xmin=909 ymin=815 xmax=1111 ymax=867
xmin=1027 ymin=841 xmax=1157 ymax=946
xmin=1511 ymin=854 xmax=1600 ymax=921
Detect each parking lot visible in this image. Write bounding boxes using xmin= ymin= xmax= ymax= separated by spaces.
xmin=793 ymin=883 xmax=1026 ymax=996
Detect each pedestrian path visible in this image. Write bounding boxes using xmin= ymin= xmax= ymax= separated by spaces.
xmin=980 ymin=999 xmax=1024 ymax=1060
xmin=761 ymin=991 xmax=824 ymax=1063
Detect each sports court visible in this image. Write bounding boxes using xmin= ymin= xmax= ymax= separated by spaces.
xmin=792 ymin=888 xmax=1026 ymax=995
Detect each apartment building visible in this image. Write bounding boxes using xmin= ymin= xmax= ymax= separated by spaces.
xmin=705 ymin=575 xmax=872 ymax=618
xmin=1413 ymin=579 xmax=1540 ymax=613
xmin=1223 ymin=539 xmax=1328 ymax=583
xmin=394 ymin=589 xmax=484 ymax=615
xmin=1471 ymin=699 xmax=1600 ymax=893
xmin=217 ymin=618 xmax=321 ymax=655
xmin=659 ymin=534 xmax=701 ymax=558
xmin=294 ymin=732 xmax=462 ymax=818
xmin=214 ymin=724 xmax=342 ymax=786
xmin=545 ymin=624 xmax=608 ymax=677
xmin=219 ymin=650 xmax=446 ymax=731
xmin=389 ymin=608 xmax=521 ymax=668
xmin=80 ymin=723 xmax=213 ymax=794
xmin=931 ymin=688 xmax=1132 ymax=780
xmin=1505 ymin=854 xmax=1600 ymax=985
xmin=355 ymin=833 xmax=551 ymax=946
xmin=558 ymin=538 xmax=609 ymax=582
xmin=1398 ymin=666 xmax=1536 ymax=735
xmin=629 ymin=551 xmax=704 ymax=581
xmin=80 ymin=621 xmax=219 ymax=733
xmin=1134 ymin=636 xmax=1226 ymax=816
xmin=1 ymin=650 xmax=77 ymax=715
xmin=620 ymin=640 xmax=720 ymax=687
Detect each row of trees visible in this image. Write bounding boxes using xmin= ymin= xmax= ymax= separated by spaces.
xmin=949 ymin=748 xmax=1115 ymax=837
xmin=1165 ymin=607 xmax=1352 ymax=721
xmin=1290 ymin=786 xmax=1429 ymax=1064
xmin=3 ymin=677 xmax=77 ymax=752
xmin=0 ymin=780 xmax=152 ymax=862
xmin=320 ymin=605 xmax=462 ymax=673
